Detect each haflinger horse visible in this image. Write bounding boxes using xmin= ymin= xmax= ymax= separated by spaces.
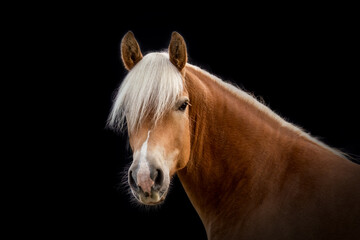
xmin=108 ymin=31 xmax=360 ymax=240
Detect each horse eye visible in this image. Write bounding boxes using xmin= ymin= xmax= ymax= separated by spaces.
xmin=178 ymin=101 xmax=188 ymax=111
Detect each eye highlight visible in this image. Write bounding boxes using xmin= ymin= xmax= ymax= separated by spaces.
xmin=178 ymin=100 xmax=189 ymax=111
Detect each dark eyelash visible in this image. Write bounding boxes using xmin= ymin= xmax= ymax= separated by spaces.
xmin=178 ymin=101 xmax=189 ymax=111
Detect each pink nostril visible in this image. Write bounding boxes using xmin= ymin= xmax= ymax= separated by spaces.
xmin=153 ymin=168 xmax=163 ymax=190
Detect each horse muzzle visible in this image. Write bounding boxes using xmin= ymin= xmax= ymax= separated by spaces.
xmin=128 ymin=163 xmax=169 ymax=205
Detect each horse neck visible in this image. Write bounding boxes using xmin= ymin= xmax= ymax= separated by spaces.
xmin=177 ymin=65 xmax=342 ymax=230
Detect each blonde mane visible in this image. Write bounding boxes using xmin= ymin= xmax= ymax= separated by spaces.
xmin=108 ymin=52 xmax=183 ymax=133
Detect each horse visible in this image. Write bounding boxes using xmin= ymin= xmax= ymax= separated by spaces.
xmin=107 ymin=31 xmax=360 ymax=240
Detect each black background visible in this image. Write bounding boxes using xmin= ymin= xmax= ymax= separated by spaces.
xmin=16 ymin=4 xmax=359 ymax=239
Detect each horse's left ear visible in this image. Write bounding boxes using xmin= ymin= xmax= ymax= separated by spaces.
xmin=169 ymin=32 xmax=187 ymax=72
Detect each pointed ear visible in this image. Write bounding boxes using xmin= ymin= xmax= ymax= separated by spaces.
xmin=121 ymin=31 xmax=143 ymax=70
xmin=168 ymin=32 xmax=187 ymax=71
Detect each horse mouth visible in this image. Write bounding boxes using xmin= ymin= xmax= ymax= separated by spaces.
xmin=132 ymin=189 xmax=168 ymax=205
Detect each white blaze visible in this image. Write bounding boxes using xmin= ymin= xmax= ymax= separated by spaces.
xmin=136 ymin=131 xmax=153 ymax=193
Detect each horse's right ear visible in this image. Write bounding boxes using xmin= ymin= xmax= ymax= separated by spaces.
xmin=121 ymin=31 xmax=143 ymax=71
